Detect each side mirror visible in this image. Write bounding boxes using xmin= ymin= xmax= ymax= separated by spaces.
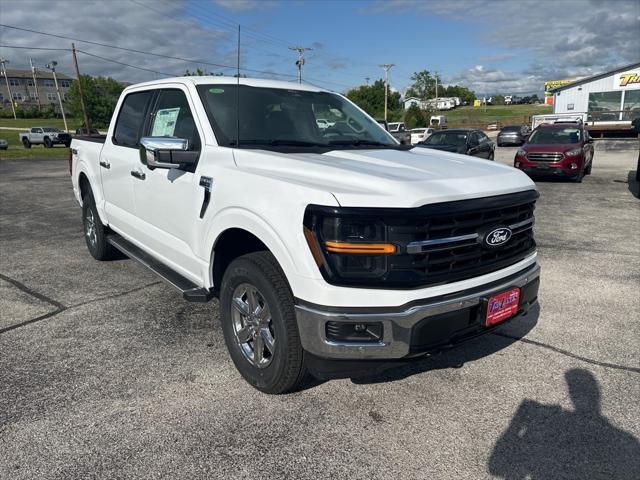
xmin=139 ymin=137 xmax=198 ymax=169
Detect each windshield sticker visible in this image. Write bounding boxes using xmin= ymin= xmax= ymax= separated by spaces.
xmin=152 ymin=107 xmax=180 ymax=136
xmin=209 ymin=88 xmax=225 ymax=94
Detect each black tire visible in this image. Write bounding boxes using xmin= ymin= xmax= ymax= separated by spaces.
xmin=82 ymin=192 xmax=116 ymax=260
xmin=572 ymin=168 xmax=585 ymax=183
xmin=220 ymin=251 xmax=306 ymax=394
xmin=488 ymin=151 xmax=495 ymax=161
xmin=585 ymin=160 xmax=592 ymax=175
xmin=43 ymin=137 xmax=53 ymax=148
xmin=64 ymin=141 xmax=71 ymax=148
xmin=22 ymin=138 xmax=31 ymax=149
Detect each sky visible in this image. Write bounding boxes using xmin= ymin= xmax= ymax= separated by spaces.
xmin=1 ymin=0 xmax=638 ymax=96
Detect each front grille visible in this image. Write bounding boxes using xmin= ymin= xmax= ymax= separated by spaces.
xmin=381 ymin=191 xmax=537 ymax=287
xmin=527 ymin=152 xmax=563 ymax=162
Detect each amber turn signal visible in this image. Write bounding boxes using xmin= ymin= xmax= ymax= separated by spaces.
xmin=324 ymin=241 xmax=397 ymax=254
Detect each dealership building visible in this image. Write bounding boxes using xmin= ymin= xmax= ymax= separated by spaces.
xmin=550 ymin=62 xmax=640 ymax=130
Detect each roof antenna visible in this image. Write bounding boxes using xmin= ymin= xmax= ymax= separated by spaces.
xmin=236 ymin=24 xmax=240 ymax=149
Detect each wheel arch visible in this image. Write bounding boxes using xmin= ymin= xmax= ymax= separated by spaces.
xmin=204 ymin=209 xmax=301 ymax=295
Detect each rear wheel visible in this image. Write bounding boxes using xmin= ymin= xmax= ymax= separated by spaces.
xmin=22 ymin=138 xmax=31 ymax=149
xmin=220 ymin=251 xmax=306 ymax=394
xmin=82 ymin=192 xmax=116 ymax=260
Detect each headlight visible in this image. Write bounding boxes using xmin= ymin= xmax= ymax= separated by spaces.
xmin=303 ymin=206 xmax=396 ymax=282
xmin=564 ymin=148 xmax=582 ymax=157
xmin=516 ymin=148 xmax=527 ymax=156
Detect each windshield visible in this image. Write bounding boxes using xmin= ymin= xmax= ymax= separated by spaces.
xmin=501 ymin=126 xmax=521 ymax=132
xmin=42 ymin=128 xmax=59 ymax=132
xmin=197 ymin=84 xmax=399 ymax=150
xmin=424 ymin=131 xmax=468 ymax=146
xmin=528 ymin=127 xmax=580 ymax=144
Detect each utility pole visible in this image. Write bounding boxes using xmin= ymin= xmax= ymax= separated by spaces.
xmin=29 ymin=58 xmax=42 ymax=111
xmin=0 ymin=58 xmax=17 ymax=119
xmin=45 ymin=61 xmax=68 ymax=132
xmin=71 ymin=43 xmax=90 ymax=134
xmin=379 ymin=64 xmax=395 ymax=122
xmin=365 ymin=77 xmax=370 ymax=86
xmin=435 ymin=71 xmax=439 ymax=101
xmin=289 ymin=46 xmax=312 ymax=83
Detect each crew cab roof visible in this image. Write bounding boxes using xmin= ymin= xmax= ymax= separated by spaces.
xmin=537 ymin=122 xmax=582 ymax=128
xmin=122 ymin=76 xmax=329 ymax=94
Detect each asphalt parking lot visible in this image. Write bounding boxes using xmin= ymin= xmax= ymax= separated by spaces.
xmin=1 ymin=142 xmax=639 ymax=479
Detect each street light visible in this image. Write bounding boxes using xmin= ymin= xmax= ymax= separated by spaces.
xmin=44 ymin=60 xmax=68 ymax=132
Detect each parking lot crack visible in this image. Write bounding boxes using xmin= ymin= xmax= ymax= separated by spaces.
xmin=0 ymin=274 xmax=162 ymax=335
xmin=493 ymin=332 xmax=640 ymax=374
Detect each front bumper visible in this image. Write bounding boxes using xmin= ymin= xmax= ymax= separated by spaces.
xmin=515 ymin=155 xmax=584 ymax=176
xmin=295 ymin=263 xmax=540 ymax=359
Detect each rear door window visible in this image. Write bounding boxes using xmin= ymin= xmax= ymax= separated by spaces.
xmin=113 ymin=91 xmax=153 ymax=148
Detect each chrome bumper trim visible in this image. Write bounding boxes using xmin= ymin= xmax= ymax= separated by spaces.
xmin=295 ymin=263 xmax=540 ymax=359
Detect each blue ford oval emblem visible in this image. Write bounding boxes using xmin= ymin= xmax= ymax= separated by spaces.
xmin=484 ymin=227 xmax=512 ymax=247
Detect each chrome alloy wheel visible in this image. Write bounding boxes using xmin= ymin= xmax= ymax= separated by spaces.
xmin=231 ymin=283 xmax=275 ymax=368
xmin=85 ymin=208 xmax=97 ymax=248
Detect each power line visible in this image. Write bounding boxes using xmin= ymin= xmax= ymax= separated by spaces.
xmin=76 ymin=49 xmax=174 ymax=77
xmin=0 ymin=45 xmax=71 ymax=51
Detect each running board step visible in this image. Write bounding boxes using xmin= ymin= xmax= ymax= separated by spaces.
xmin=106 ymin=234 xmax=214 ymax=303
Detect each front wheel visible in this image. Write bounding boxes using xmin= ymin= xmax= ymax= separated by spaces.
xmin=22 ymin=138 xmax=31 ymax=149
xmin=220 ymin=251 xmax=306 ymax=394
xmin=488 ymin=151 xmax=495 ymax=161
xmin=43 ymin=137 xmax=53 ymax=148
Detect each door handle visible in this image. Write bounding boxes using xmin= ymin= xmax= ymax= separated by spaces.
xmin=99 ymin=161 xmax=110 ymax=169
xmin=130 ymin=170 xmax=146 ymax=180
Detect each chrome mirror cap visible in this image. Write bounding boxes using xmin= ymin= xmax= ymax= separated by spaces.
xmin=139 ymin=137 xmax=189 ymax=168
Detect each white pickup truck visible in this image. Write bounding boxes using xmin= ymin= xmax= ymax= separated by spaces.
xmin=71 ymin=77 xmax=540 ymax=394
xmin=20 ymin=126 xmax=72 ymax=148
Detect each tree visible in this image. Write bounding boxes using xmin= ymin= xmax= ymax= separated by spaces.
xmin=66 ymin=74 xmax=125 ymax=128
xmin=184 ymin=68 xmax=224 ymax=76
xmin=346 ymin=79 xmax=401 ymax=119
xmin=405 ymin=70 xmax=439 ymax=99
xmin=492 ymin=95 xmax=506 ymax=105
xmin=404 ymin=103 xmax=428 ymax=129
xmin=441 ymin=85 xmax=476 ymax=105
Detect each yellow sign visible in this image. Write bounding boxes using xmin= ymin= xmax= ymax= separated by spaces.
xmin=544 ymin=79 xmax=574 ymax=95
xmin=617 ymin=71 xmax=640 ymax=89
xmin=473 ymin=99 xmax=481 ymax=107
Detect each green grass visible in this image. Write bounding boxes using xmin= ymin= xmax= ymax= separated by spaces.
xmin=445 ymin=104 xmax=553 ymax=128
xmin=0 ymin=117 xmax=82 ymax=130
xmin=0 ymin=128 xmax=70 ymax=160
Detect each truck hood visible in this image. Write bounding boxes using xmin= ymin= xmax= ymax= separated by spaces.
xmin=234 ymin=147 xmax=536 ymax=208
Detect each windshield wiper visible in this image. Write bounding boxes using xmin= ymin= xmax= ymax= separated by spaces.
xmin=328 ymin=139 xmax=413 ymax=150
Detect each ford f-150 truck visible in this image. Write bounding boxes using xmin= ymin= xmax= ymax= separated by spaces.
xmin=71 ymin=77 xmax=540 ymax=394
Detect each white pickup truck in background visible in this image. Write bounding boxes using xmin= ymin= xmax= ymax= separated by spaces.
xmin=20 ymin=126 xmax=72 ymax=148
xmin=71 ymin=77 xmax=540 ymax=394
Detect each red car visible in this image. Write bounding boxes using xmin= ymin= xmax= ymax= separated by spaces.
xmin=514 ymin=122 xmax=594 ymax=182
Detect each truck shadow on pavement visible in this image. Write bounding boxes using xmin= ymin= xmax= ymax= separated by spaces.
xmin=347 ymin=304 xmax=539 ymax=386
xmin=488 ymin=368 xmax=640 ymax=480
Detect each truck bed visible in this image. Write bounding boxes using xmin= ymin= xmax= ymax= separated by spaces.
xmin=73 ymin=135 xmax=107 ymax=144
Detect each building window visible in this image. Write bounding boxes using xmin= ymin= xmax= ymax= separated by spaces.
xmin=588 ymin=91 xmax=622 ymax=121
xmin=9 ymin=78 xmax=20 ymax=86
xmin=47 ymin=92 xmax=57 ymax=102
xmin=59 ymin=80 xmax=71 ymax=88
xmin=622 ymin=90 xmax=640 ymax=120
xmin=30 ymin=92 xmax=39 ymax=101
xmin=12 ymin=92 xmax=23 ymax=101
xmin=43 ymin=79 xmax=54 ymax=87
xmin=27 ymin=79 xmax=34 ymax=86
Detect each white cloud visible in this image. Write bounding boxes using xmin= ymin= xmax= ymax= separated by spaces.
xmin=0 ymin=0 xmax=238 ymax=83
xmin=377 ymin=0 xmax=640 ymax=94
xmin=213 ymin=0 xmax=278 ymax=11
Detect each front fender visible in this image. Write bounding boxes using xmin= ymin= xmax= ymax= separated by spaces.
xmin=200 ymin=206 xmax=311 ymax=293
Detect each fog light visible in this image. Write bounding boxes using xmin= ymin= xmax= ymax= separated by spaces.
xmin=569 ymin=163 xmax=578 ymax=170
xmin=326 ymin=321 xmax=383 ymax=343
xmin=515 ymin=161 xmax=521 ymax=168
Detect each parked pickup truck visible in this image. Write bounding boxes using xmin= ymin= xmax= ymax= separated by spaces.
xmin=20 ymin=127 xmax=71 ymax=148
xmin=387 ymin=122 xmax=412 ymax=144
xmin=71 ymin=77 xmax=540 ymax=394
